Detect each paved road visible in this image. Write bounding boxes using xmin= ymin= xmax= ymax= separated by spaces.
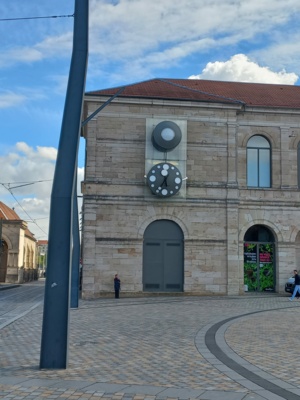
xmin=0 ymin=280 xmax=44 ymax=329
xmin=0 ymin=281 xmax=300 ymax=399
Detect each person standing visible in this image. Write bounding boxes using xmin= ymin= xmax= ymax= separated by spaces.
xmin=289 ymin=270 xmax=300 ymax=301
xmin=114 ymin=273 xmax=121 ymax=299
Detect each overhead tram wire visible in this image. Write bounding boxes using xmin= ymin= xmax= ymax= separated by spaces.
xmin=0 ymin=183 xmax=48 ymax=236
xmin=5 ymin=187 xmax=48 ymax=236
xmin=0 ymin=14 xmax=74 ymax=22
xmin=0 ymin=179 xmax=53 ymax=190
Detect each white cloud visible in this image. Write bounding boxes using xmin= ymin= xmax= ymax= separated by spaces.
xmin=0 ymin=143 xmax=84 ymax=240
xmin=88 ymin=1 xmax=300 ymax=55
xmin=36 ymin=146 xmax=58 ymax=161
xmin=2 ymin=0 xmax=300 ymax=78
xmin=0 ymin=87 xmax=48 ymax=109
xmin=189 ymin=54 xmax=299 ymax=84
xmin=34 ymin=32 xmax=73 ymax=59
xmin=251 ymin=34 xmax=300 ymax=74
xmin=0 ymin=33 xmax=72 ymax=68
xmin=0 ymin=48 xmax=44 ymax=68
xmin=0 ymin=91 xmax=27 ymax=108
xmin=50 ymin=74 xmax=69 ymax=96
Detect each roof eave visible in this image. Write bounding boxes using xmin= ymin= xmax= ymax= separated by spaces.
xmin=84 ymin=94 xmax=244 ymax=109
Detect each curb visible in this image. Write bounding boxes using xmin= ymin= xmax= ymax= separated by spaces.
xmin=0 ymin=284 xmax=20 ymax=291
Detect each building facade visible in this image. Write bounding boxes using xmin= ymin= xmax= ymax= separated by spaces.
xmin=81 ymin=79 xmax=300 ymax=299
xmin=0 ymin=201 xmax=38 ymax=283
xmin=37 ymin=240 xmax=48 ymax=277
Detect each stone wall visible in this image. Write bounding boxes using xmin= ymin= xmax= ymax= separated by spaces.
xmin=81 ymin=97 xmax=300 ymax=298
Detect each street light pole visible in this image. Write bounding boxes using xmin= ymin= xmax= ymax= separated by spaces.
xmin=40 ymin=0 xmax=89 ymax=369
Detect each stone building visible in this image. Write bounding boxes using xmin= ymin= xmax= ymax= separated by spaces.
xmin=81 ymin=78 xmax=300 ymax=299
xmin=0 ymin=201 xmax=38 ymax=283
xmin=37 ymin=240 xmax=48 ymax=277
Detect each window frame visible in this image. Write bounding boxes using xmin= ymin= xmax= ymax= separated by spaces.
xmin=246 ymin=135 xmax=271 ymax=188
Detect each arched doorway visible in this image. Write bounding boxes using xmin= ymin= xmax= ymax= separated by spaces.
xmin=0 ymin=239 xmax=8 ymax=282
xmin=143 ymin=219 xmax=184 ymax=292
xmin=244 ymin=225 xmax=275 ymax=292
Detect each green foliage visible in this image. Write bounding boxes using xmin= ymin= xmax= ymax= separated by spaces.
xmin=244 ymin=243 xmax=274 ymax=291
xmin=259 ymin=264 xmax=274 ymax=291
xmin=244 ymin=262 xmax=258 ymax=291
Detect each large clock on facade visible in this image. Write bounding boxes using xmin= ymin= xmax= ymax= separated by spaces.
xmin=147 ymin=162 xmax=182 ymax=197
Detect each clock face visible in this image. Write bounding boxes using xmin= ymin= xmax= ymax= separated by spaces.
xmin=147 ymin=162 xmax=182 ymax=197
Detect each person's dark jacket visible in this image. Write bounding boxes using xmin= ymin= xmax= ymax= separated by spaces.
xmin=295 ymin=273 xmax=300 ymax=285
xmin=114 ymin=277 xmax=121 ymax=290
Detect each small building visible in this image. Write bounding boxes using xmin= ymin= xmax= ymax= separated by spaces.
xmin=81 ymin=78 xmax=300 ymax=299
xmin=37 ymin=240 xmax=48 ymax=277
xmin=0 ymin=201 xmax=38 ymax=283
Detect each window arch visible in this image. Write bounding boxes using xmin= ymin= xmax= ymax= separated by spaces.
xmin=244 ymin=225 xmax=274 ymax=242
xmin=247 ymin=135 xmax=271 ymax=188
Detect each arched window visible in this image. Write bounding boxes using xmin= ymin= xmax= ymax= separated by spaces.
xmin=244 ymin=225 xmax=274 ymax=242
xmin=247 ymin=135 xmax=271 ymax=188
xmin=244 ymin=225 xmax=275 ymax=292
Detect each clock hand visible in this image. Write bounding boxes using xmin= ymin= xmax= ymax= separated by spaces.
xmin=161 ymin=176 xmax=168 ymax=187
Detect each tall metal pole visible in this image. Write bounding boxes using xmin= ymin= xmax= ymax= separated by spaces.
xmin=70 ymin=172 xmax=80 ymax=309
xmin=40 ymin=0 xmax=88 ymax=369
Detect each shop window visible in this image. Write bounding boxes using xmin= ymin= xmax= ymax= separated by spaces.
xmin=247 ymin=135 xmax=271 ymax=188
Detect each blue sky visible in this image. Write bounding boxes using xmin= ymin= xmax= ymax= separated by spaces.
xmin=1 ymin=0 xmax=300 ymax=239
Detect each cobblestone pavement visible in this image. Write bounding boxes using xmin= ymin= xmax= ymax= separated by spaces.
xmin=1 ymin=281 xmax=300 ymax=399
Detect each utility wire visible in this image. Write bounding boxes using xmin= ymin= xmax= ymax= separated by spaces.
xmin=0 ymin=14 xmax=74 ymax=22
xmin=1 ymin=184 xmax=48 ymax=236
xmin=0 ymin=179 xmax=52 ymax=189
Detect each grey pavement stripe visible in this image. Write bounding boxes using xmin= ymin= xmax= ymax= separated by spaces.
xmin=0 ymin=301 xmax=43 ymax=330
xmin=155 ymin=387 xmax=205 ymax=399
xmin=119 ymin=385 xmax=167 ymax=395
xmin=51 ymin=380 xmax=93 ymax=389
xmin=204 ymin=310 xmax=300 ymax=400
xmin=82 ymin=382 xmax=136 ymax=392
xmin=17 ymin=378 xmax=63 ymax=388
xmin=0 ymin=378 xmax=252 ymax=399
xmin=0 ymin=377 xmax=29 ymax=385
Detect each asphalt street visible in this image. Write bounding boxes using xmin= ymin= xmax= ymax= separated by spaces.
xmin=0 ymin=280 xmax=299 ymax=399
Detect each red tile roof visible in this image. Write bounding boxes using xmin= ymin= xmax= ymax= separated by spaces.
xmin=86 ymin=78 xmax=300 ymax=109
xmin=0 ymin=201 xmax=36 ymax=241
xmin=0 ymin=201 xmax=21 ymax=220
xmin=37 ymin=240 xmax=48 ymax=245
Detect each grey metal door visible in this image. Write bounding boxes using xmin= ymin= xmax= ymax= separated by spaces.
xmin=143 ymin=220 xmax=183 ymax=292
